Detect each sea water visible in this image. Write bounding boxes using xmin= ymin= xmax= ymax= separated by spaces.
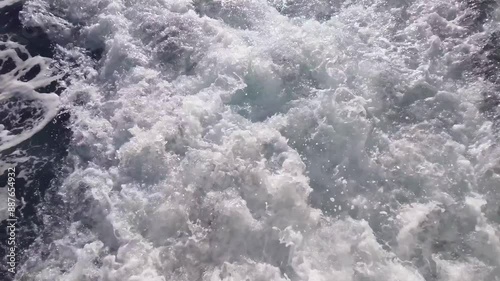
xmin=1 ymin=0 xmax=500 ymax=280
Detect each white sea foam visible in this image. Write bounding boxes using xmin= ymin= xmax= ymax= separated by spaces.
xmin=0 ymin=40 xmax=61 ymax=153
xmin=0 ymin=0 xmax=21 ymax=9
xmin=14 ymin=0 xmax=500 ymax=280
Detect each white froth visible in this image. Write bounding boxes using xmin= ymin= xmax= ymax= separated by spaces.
xmin=14 ymin=0 xmax=500 ymax=280
xmin=0 ymin=0 xmax=21 ymax=9
xmin=0 ymin=40 xmax=61 ymax=152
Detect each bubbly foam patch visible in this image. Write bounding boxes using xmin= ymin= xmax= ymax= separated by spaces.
xmin=0 ymin=40 xmax=60 ymax=152
xmin=15 ymin=0 xmax=500 ymax=280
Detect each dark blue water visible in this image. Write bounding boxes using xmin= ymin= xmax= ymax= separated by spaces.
xmin=0 ymin=2 xmax=71 ymax=279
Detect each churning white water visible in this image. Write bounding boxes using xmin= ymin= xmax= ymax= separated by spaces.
xmin=1 ymin=0 xmax=500 ymax=280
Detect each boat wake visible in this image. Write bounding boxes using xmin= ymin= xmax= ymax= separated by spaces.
xmin=1 ymin=0 xmax=500 ymax=280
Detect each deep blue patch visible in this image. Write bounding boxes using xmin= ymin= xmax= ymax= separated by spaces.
xmin=0 ymin=2 xmax=71 ymax=279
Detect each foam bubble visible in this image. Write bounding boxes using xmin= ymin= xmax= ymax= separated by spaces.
xmin=14 ymin=0 xmax=500 ymax=280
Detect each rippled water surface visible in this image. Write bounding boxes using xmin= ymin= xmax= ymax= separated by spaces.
xmin=1 ymin=0 xmax=500 ymax=280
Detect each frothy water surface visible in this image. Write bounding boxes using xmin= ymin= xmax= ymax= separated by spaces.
xmin=2 ymin=0 xmax=500 ymax=280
